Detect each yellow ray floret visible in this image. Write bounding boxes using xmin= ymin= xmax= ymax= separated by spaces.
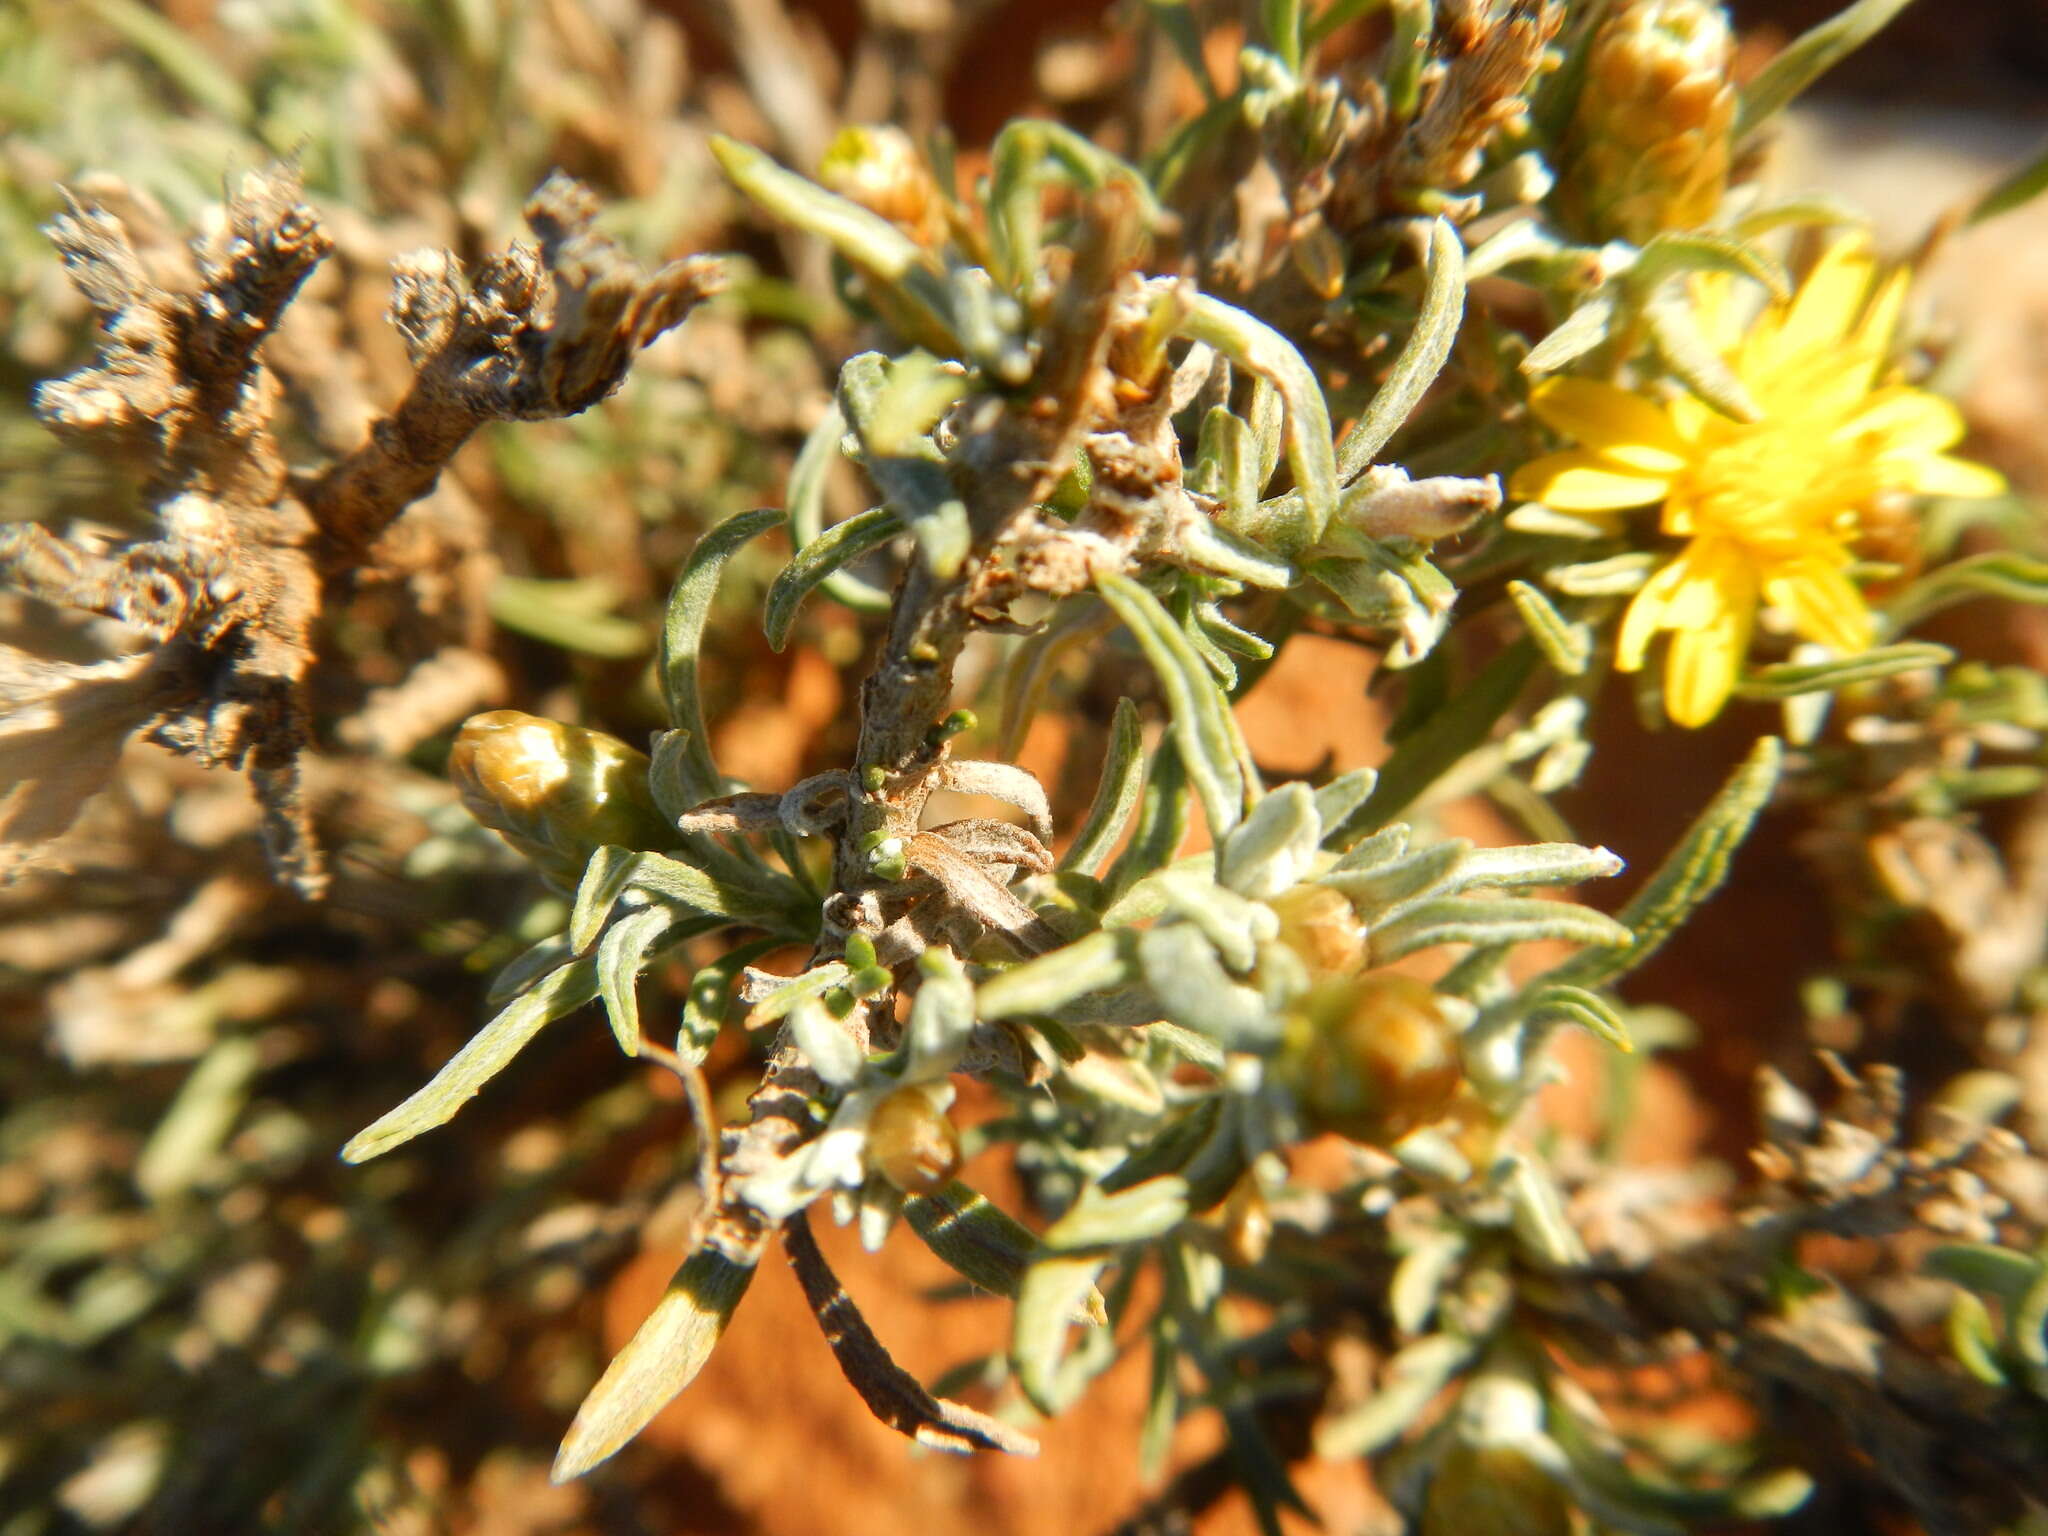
xmin=1510 ymin=237 xmax=2006 ymax=727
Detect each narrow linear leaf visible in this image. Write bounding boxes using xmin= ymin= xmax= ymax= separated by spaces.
xmin=596 ymin=907 xmax=677 ymax=1058
xmin=552 ymin=1247 xmax=757 ymax=1481
xmin=1522 ymin=291 xmax=1617 ymax=375
xmin=711 ymin=135 xmax=924 ymax=280
xmin=1013 ymin=1252 xmax=1113 ymax=1415
xmin=1552 ymin=736 xmax=1783 ymax=989
xmin=765 ymin=507 xmax=901 ymax=651
xmin=1369 ymin=896 xmax=1632 ymax=963
xmin=1886 ymin=552 xmax=2048 ymax=632
xmin=1061 ymin=698 xmax=1146 ymax=877
xmin=1507 ymin=579 xmax=1590 ymax=676
xmin=1925 ymin=1243 xmax=2043 ymax=1310
xmin=905 ymin=1181 xmax=1104 ymax=1325
xmin=1314 ymin=768 xmax=1378 ymax=843
xmin=344 ymin=957 xmax=599 ymax=1162
xmin=1970 ymin=135 xmax=2048 ymax=225
xmin=1179 ymin=296 xmax=1338 ymax=544
xmin=744 ymin=962 xmax=853 ymax=1029
xmin=569 ymin=845 xmax=641 ymax=954
xmin=1313 ymin=1335 xmax=1475 ymax=1458
xmin=978 ymin=929 xmax=1137 ymax=1020
xmin=1645 ymin=288 xmax=1761 ymax=422
xmin=1734 ymin=642 xmax=1952 ymax=700
xmin=1338 ymin=218 xmax=1466 ymax=479
xmin=789 ymin=400 xmax=891 ymax=613
xmin=1105 ymin=739 xmax=1191 ymax=897
xmin=1630 ymin=231 xmax=1791 ymax=301
xmin=661 ymin=508 xmax=785 ymax=803
xmin=1097 ymin=572 xmax=1248 ymax=839
xmin=1736 ymin=0 xmax=1920 ymax=139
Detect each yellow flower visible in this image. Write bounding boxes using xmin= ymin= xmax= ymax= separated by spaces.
xmin=1510 ymin=239 xmax=2006 ymax=726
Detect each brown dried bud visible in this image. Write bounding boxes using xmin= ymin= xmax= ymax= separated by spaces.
xmin=1293 ymin=973 xmax=1463 ymax=1145
xmin=1267 ymin=884 xmax=1368 ymax=978
xmin=1556 ymin=0 xmax=1737 ymax=245
xmin=818 ymin=126 xmax=946 ymax=247
xmin=449 ymin=710 xmax=669 ymax=882
xmin=1220 ymin=1169 xmax=1273 ymax=1268
xmin=867 ymin=1084 xmax=962 ymax=1194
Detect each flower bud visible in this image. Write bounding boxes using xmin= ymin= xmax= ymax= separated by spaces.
xmin=449 ymin=711 xmax=669 ymax=882
xmin=1555 ymin=0 xmax=1736 ymax=246
xmin=1267 ymin=884 xmax=1368 ymax=978
xmin=1422 ymin=1443 xmax=1573 ymax=1536
xmin=1293 ymin=974 xmax=1463 ymax=1145
xmin=1220 ymin=1168 xmax=1273 ymax=1268
xmin=818 ymin=126 xmax=946 ymax=247
xmin=867 ymin=1083 xmax=962 ymax=1194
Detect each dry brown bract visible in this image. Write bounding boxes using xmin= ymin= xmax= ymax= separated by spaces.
xmin=0 ymin=165 xmax=724 ymax=897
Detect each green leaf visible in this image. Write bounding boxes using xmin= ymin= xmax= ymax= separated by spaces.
xmin=1314 ymin=768 xmax=1378 ymax=840
xmin=788 ymin=401 xmax=890 ymax=613
xmin=1337 ymin=219 xmax=1466 ymax=479
xmin=1044 ymin=1176 xmax=1192 ymax=1254
xmin=764 ymin=507 xmax=901 ymax=651
xmin=569 ymin=845 xmax=642 ymax=954
xmin=1061 ymin=699 xmax=1147 ymax=877
xmin=489 ymin=575 xmax=647 ymax=657
xmin=1552 ymin=736 xmax=1783 ymax=989
xmin=553 ymin=1247 xmax=757 ymax=1481
xmin=1947 ymin=1290 xmax=2011 ymax=1386
xmin=345 ymin=957 xmax=600 ymax=1161
xmin=1645 ymin=287 xmax=1761 ymax=423
xmin=743 ymin=962 xmax=853 ymax=1029
xmin=1507 ymin=579 xmax=1590 ymax=676
xmin=1886 ymin=552 xmax=2048 ymax=632
xmin=1369 ymin=896 xmax=1632 ymax=963
xmin=1341 ymin=640 xmax=1537 ymax=841
xmin=1521 ymin=291 xmax=1617 ymax=375
xmin=1262 ymin=0 xmax=1304 ymax=74
xmin=1138 ymin=924 xmax=1276 ymax=1048
xmin=1970 ymin=135 xmax=2048 ymax=225
xmin=1097 ymin=573 xmax=1250 ymax=840
xmin=81 ymin=0 xmax=252 ymax=121
xmin=1926 ymin=1243 xmax=2043 ymax=1310
xmin=628 ymin=850 xmax=796 ymax=929
xmin=1521 ymin=983 xmax=1634 ymax=1051
xmin=135 ymin=1037 xmax=263 ymax=1200
xmin=1013 ymin=1252 xmax=1113 ymax=1414
xmin=1179 ymin=295 xmax=1338 ymax=546
xmin=904 ymin=1181 xmax=1106 ymax=1321
xmin=977 ymin=930 xmax=1138 ymax=1020
xmin=1313 ymin=1335 xmax=1475 ymax=1458
xmin=711 ymin=134 xmax=924 ymax=280
xmin=660 ymin=508 xmax=785 ymax=803
xmin=1630 ymin=231 xmax=1791 ymax=302
xmin=1734 ymin=642 xmax=1953 ymax=699
xmin=596 ymin=906 xmax=676 ymax=1058
xmin=1737 ymin=0 xmax=1921 ymax=139
xmin=1106 ymin=740 xmax=1192 ymax=897
xmin=680 ymin=936 xmax=781 ymax=1060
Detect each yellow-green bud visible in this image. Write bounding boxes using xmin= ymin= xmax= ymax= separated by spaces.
xmin=1556 ymin=0 xmax=1737 ymax=246
xmin=867 ymin=1083 xmax=961 ymax=1194
xmin=1292 ymin=973 xmax=1463 ymax=1146
xmin=449 ymin=710 xmax=669 ymax=882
